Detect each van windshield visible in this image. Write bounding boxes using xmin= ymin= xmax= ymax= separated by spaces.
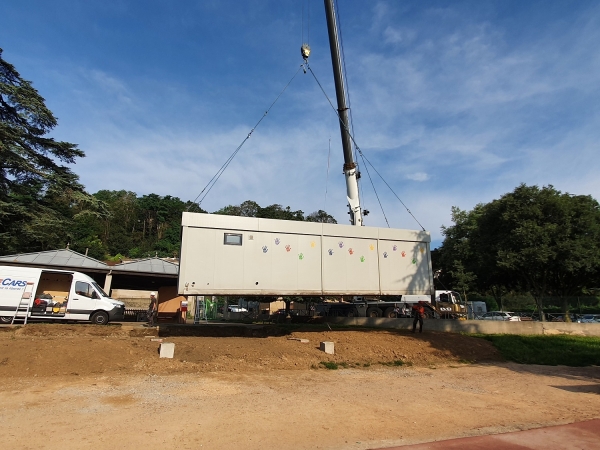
xmin=92 ymin=282 xmax=109 ymax=297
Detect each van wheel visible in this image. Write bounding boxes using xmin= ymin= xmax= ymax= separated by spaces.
xmin=90 ymin=311 xmax=109 ymax=325
xmin=0 ymin=316 xmax=13 ymax=324
xmin=366 ymin=308 xmax=382 ymax=318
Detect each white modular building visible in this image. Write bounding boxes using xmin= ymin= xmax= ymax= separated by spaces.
xmin=178 ymin=212 xmax=433 ymax=297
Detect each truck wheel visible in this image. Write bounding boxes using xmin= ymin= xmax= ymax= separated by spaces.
xmin=90 ymin=311 xmax=109 ymax=325
xmin=384 ymin=307 xmax=397 ymax=318
xmin=346 ymin=309 xmax=357 ymax=317
xmin=0 ymin=316 xmax=13 ymax=324
xmin=366 ymin=307 xmax=382 ymax=318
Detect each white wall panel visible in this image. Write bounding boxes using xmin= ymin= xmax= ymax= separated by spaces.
xmin=378 ymin=240 xmax=431 ymax=294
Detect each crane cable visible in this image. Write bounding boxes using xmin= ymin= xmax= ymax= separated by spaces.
xmin=188 ymin=65 xmax=304 ymax=210
xmin=324 ymin=136 xmax=331 ymax=212
xmin=306 ymin=64 xmax=426 ymax=231
xmin=301 ymin=0 xmax=310 ymax=46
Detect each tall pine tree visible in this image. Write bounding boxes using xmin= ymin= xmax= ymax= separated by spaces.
xmin=0 ymin=48 xmax=102 ymax=254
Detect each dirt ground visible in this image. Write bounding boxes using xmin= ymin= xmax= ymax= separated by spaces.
xmin=1 ymin=323 xmax=599 ymax=450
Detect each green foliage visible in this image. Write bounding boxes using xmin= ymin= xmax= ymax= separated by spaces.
xmin=379 ymin=360 xmax=409 ymax=366
xmin=256 ymin=204 xmax=303 ymax=221
xmin=213 ymin=200 xmax=337 ymax=224
xmin=79 ymin=190 xmax=205 ymax=258
xmin=319 ymin=361 xmax=339 ymax=370
xmin=306 ymin=210 xmax=337 ymax=224
xmin=476 ymin=334 xmax=600 ymax=366
xmin=436 ymin=184 xmax=600 ymax=320
xmin=107 ymin=253 xmax=126 ymax=263
xmin=449 ymin=261 xmax=477 ymax=302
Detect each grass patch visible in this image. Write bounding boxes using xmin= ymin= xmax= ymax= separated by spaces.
xmin=319 ymin=361 xmax=338 ymax=370
xmin=474 ymin=334 xmax=600 ymax=366
xmin=379 ymin=360 xmax=410 ymax=367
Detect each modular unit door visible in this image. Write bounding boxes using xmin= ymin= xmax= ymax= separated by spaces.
xmin=321 ymin=235 xmax=380 ymax=295
xmin=245 ymin=232 xmax=322 ymax=295
xmin=295 ymin=233 xmax=322 ymax=294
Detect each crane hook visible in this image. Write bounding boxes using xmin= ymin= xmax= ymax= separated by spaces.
xmin=301 ymin=43 xmax=311 ymax=62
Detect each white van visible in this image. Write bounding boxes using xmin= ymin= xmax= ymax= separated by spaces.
xmin=0 ymin=265 xmax=125 ymax=325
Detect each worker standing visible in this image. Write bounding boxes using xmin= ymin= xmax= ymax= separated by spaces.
xmin=412 ymin=301 xmax=426 ymax=333
xmin=147 ymin=292 xmax=158 ymax=327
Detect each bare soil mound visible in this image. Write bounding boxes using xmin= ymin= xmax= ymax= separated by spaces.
xmin=0 ymin=323 xmax=501 ymax=378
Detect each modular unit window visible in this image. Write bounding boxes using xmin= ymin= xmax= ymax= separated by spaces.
xmin=224 ymin=233 xmax=243 ymax=246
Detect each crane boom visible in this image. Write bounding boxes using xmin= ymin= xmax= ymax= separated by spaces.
xmin=324 ymin=0 xmax=362 ymax=226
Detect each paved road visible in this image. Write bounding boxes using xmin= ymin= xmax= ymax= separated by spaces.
xmin=377 ymin=419 xmax=600 ymax=449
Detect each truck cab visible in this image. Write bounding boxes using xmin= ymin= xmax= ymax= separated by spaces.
xmin=432 ymin=290 xmax=466 ymax=319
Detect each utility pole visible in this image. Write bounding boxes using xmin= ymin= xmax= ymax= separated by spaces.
xmin=324 ymin=0 xmax=362 ymax=226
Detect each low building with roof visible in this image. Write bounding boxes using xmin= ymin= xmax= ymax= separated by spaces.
xmin=0 ymin=249 xmax=185 ymax=321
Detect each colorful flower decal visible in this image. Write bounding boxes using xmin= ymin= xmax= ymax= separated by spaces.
xmin=285 ymin=245 xmax=291 ymax=252
xmin=298 ymin=253 xmax=304 ymax=260
xmin=401 ymin=251 xmax=406 ymax=257
xmin=348 ymin=248 xmax=354 ymax=255
xmin=393 ymin=245 xmax=397 ymax=251
xmin=360 ymin=256 xmax=365 ymax=262
xmin=310 ymin=241 xmax=316 ymax=248
xmin=274 ymin=238 xmax=280 ymax=245
xmin=328 ymin=249 xmax=334 ymax=255
xmin=420 ymin=246 xmax=425 ymax=254
xmin=369 ymin=244 xmax=375 ymax=251
xmin=338 ymin=241 xmax=344 ymax=248
xmin=262 ymin=246 xmax=268 ymax=253
xmin=412 ymin=258 xmax=417 ymax=264
xmin=383 ymin=252 xmax=388 ymax=258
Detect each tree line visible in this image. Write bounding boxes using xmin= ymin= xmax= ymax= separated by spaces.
xmin=69 ymin=194 xmax=336 ymax=261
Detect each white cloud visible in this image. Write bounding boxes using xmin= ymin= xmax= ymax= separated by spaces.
xmin=405 ymin=172 xmax=429 ymax=182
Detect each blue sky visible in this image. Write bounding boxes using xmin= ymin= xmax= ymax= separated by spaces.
xmin=2 ymin=0 xmax=599 ymax=247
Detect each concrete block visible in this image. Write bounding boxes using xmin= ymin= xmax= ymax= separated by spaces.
xmin=320 ymin=341 xmax=334 ymax=354
xmin=159 ymin=342 xmax=175 ymax=358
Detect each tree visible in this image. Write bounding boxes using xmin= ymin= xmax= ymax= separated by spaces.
xmin=257 ymin=204 xmax=304 ymax=221
xmin=437 ymin=184 xmax=600 ymax=321
xmin=92 ymin=190 xmax=139 ymax=256
xmin=213 ymin=200 xmax=259 ymax=218
xmin=0 ymin=48 xmax=102 ymax=254
xmin=481 ymin=185 xmax=600 ymax=320
xmin=214 ymin=201 xmax=304 ymax=220
xmin=306 ymin=210 xmax=337 ymax=224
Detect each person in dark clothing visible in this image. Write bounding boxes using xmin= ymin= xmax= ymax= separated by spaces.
xmin=412 ymin=301 xmax=426 ymax=333
xmin=147 ymin=292 xmax=157 ymax=327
